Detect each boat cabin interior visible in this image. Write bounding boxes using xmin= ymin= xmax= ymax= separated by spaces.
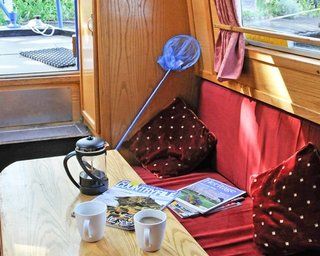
xmin=1 ymin=0 xmax=320 ymax=255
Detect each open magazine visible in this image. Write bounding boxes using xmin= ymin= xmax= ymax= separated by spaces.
xmin=169 ymin=178 xmax=245 ymax=218
xmin=93 ymin=180 xmax=177 ymax=230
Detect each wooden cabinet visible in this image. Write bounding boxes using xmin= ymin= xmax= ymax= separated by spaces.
xmin=78 ymin=0 xmax=100 ymax=134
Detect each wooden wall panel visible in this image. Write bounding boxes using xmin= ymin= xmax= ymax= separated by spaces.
xmin=96 ymin=0 xmax=200 ymax=153
xmin=187 ymin=0 xmax=215 ymax=77
xmin=188 ymin=0 xmax=320 ymax=125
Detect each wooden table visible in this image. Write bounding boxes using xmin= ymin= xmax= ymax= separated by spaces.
xmin=0 ymin=150 xmax=207 ymax=256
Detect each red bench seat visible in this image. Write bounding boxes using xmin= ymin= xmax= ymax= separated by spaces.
xmin=134 ymin=166 xmax=259 ymax=255
xmin=132 ymin=80 xmax=320 ymax=255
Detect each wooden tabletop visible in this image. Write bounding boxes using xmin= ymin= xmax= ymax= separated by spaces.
xmin=0 ymin=150 xmax=207 ymax=256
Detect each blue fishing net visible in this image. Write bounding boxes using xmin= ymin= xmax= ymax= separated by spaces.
xmin=116 ymin=34 xmax=201 ymax=150
xmin=157 ymin=35 xmax=201 ymax=71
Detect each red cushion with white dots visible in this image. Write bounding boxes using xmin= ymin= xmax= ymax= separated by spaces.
xmin=251 ymin=143 xmax=320 ymax=255
xmin=128 ymin=98 xmax=216 ymax=178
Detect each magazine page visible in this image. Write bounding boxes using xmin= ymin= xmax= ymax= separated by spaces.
xmin=168 ymin=200 xmax=199 ymax=218
xmin=169 ymin=198 xmax=243 ymax=218
xmin=100 ymin=196 xmax=162 ymax=230
xmin=175 ymin=178 xmax=246 ymax=214
xmin=93 ymin=180 xmax=177 ymax=230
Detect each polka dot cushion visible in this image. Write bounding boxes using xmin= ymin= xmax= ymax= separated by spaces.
xmin=20 ymin=47 xmax=76 ymax=68
xmin=251 ymin=143 xmax=320 ymax=255
xmin=128 ymin=98 xmax=216 ymax=178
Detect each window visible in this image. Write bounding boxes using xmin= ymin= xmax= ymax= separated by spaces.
xmin=0 ymin=0 xmax=78 ymax=76
xmin=240 ymin=0 xmax=320 ymax=58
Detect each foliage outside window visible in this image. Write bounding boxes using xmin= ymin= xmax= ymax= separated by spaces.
xmin=0 ymin=0 xmax=75 ymax=26
xmin=241 ymin=0 xmax=320 ymax=57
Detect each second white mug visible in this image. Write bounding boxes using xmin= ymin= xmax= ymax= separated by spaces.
xmin=134 ymin=209 xmax=167 ymax=252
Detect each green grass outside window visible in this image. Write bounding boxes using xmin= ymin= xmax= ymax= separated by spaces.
xmin=0 ymin=0 xmax=74 ymax=26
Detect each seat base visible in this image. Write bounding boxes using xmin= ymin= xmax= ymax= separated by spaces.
xmin=133 ymin=166 xmax=261 ymax=256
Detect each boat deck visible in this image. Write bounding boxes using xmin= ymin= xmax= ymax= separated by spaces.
xmin=0 ymin=35 xmax=77 ymax=76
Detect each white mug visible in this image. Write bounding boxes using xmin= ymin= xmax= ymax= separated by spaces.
xmin=134 ymin=209 xmax=167 ymax=252
xmin=74 ymin=201 xmax=107 ymax=242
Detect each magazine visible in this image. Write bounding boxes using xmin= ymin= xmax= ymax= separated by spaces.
xmin=173 ymin=178 xmax=246 ymax=215
xmin=168 ymin=197 xmax=244 ymax=218
xmin=93 ymin=180 xmax=177 ymax=230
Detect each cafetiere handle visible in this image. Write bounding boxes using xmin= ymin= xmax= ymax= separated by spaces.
xmin=63 ymin=151 xmax=80 ymax=188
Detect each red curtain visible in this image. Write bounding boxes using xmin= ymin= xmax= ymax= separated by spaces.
xmin=214 ymin=0 xmax=245 ymax=81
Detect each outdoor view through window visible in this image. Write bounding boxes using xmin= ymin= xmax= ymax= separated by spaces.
xmin=0 ymin=0 xmax=77 ymax=76
xmin=241 ymin=0 xmax=320 ymax=57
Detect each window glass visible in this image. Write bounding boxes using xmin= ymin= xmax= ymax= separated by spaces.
xmin=241 ymin=0 xmax=320 ymax=56
xmin=0 ymin=0 xmax=78 ymax=76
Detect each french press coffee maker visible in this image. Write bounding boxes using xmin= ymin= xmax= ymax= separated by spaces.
xmin=63 ymin=136 xmax=109 ymax=195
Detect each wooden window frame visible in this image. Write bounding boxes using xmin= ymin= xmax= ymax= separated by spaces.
xmin=212 ymin=23 xmax=320 ymax=47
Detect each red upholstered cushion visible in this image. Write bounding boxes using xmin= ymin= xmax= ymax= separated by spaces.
xmin=251 ymin=143 xmax=320 ymax=255
xmin=128 ymin=98 xmax=216 ymax=178
xmin=134 ymin=166 xmax=261 ymax=256
xmin=199 ymin=81 xmax=320 ymax=192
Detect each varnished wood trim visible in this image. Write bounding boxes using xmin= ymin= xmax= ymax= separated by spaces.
xmin=78 ymin=0 xmax=101 ymax=135
xmin=0 ymin=71 xmax=79 ymax=80
xmin=213 ymin=23 xmax=320 ymax=47
xmin=81 ymin=110 xmax=97 ymax=133
xmin=77 ymin=0 xmax=84 ymax=118
xmin=0 ymin=73 xmax=80 ymax=87
xmin=95 ymin=0 xmax=111 ymax=143
xmin=245 ymin=46 xmax=320 ymax=76
xmin=209 ymin=0 xmax=219 ymax=43
xmin=92 ymin=0 xmax=101 ymax=135
xmin=187 ymin=0 xmax=215 ymax=81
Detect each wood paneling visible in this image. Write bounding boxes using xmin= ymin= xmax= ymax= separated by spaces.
xmin=78 ymin=0 xmax=100 ymax=134
xmin=95 ymin=0 xmax=200 ymax=152
xmin=0 ymin=74 xmax=80 ymax=122
xmin=187 ymin=0 xmax=215 ymax=76
xmin=188 ymin=0 xmax=320 ymax=125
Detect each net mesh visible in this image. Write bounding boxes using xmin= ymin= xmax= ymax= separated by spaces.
xmin=157 ymin=35 xmax=201 ymax=71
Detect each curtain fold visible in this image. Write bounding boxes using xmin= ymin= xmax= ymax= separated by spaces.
xmin=214 ymin=0 xmax=245 ymax=82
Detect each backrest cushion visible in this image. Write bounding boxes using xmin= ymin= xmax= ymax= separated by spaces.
xmin=128 ymin=98 xmax=216 ymax=178
xmin=251 ymin=143 xmax=320 ymax=255
xmin=198 ymin=80 xmax=320 ymax=191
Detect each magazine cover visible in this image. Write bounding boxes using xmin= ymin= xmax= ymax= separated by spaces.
xmin=175 ymin=178 xmax=246 ymax=214
xmin=93 ymin=180 xmax=177 ymax=230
